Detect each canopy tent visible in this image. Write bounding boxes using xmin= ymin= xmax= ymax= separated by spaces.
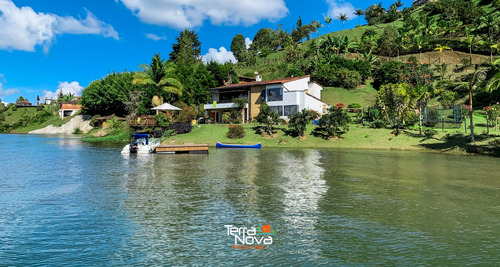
xmin=151 ymin=103 xmax=182 ymax=114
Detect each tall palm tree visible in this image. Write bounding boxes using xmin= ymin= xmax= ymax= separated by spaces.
xmin=324 ymin=16 xmax=332 ymax=33
xmin=463 ymin=27 xmax=476 ymax=65
xmin=337 ymin=13 xmax=349 ymax=30
xmin=133 ymin=53 xmax=183 ymax=107
xmin=353 ymin=8 xmax=363 ymax=26
xmin=434 ymin=44 xmax=452 ymax=64
xmin=456 ymin=64 xmax=486 ymax=142
xmin=486 ymin=59 xmax=500 ymax=93
xmin=412 ymin=35 xmax=426 ymax=63
xmin=312 ymin=20 xmax=324 ymax=37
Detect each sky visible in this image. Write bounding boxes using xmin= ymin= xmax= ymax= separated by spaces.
xmin=0 ymin=0 xmax=411 ymax=104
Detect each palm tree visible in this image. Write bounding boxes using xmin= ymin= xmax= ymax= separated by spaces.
xmin=464 ymin=27 xmax=476 ymax=65
xmin=412 ymin=35 xmax=426 ymax=63
xmin=337 ymin=13 xmax=349 ymax=30
xmin=434 ymin=44 xmax=452 ymax=64
xmin=394 ymin=0 xmax=404 ymax=10
xmin=324 ymin=16 xmax=332 ymax=33
xmin=456 ymin=64 xmax=486 ymax=142
xmin=133 ymin=53 xmax=183 ymax=107
xmin=353 ymin=8 xmax=363 ymax=26
xmin=486 ymin=59 xmax=500 ymax=93
xmin=285 ymin=43 xmax=302 ymax=61
xmin=312 ymin=20 xmax=324 ymax=37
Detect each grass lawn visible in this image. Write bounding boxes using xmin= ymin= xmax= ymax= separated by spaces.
xmin=3 ymin=107 xmax=38 ymax=125
xmin=166 ymin=115 xmax=500 ymax=156
xmin=321 ymin=83 xmax=377 ymax=107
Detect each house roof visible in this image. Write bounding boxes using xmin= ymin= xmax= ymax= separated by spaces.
xmin=60 ymin=104 xmax=81 ymax=110
xmin=212 ymin=75 xmax=311 ymax=91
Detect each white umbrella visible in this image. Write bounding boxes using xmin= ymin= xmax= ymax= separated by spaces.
xmin=151 ymin=103 xmax=182 ymax=114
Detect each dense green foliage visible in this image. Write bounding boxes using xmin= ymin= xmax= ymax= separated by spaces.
xmin=316 ymin=107 xmax=351 ymax=138
xmin=255 ymin=102 xmax=282 ymax=135
xmin=170 ymin=29 xmax=202 ymax=65
xmin=226 ymin=125 xmax=246 ymax=139
xmin=81 ymin=72 xmax=140 ymax=116
xmin=230 ymin=34 xmax=247 ymax=62
xmin=288 ymin=109 xmax=314 ymax=137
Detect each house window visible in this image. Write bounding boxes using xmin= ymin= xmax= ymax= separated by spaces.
xmin=284 ymin=105 xmax=298 ymax=116
xmin=266 ymin=87 xmax=283 ymax=102
xmin=269 ymin=105 xmax=283 ymax=116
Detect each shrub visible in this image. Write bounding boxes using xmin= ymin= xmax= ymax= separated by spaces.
xmin=348 ymin=103 xmax=362 ymax=109
xmin=155 ymin=113 xmax=173 ymax=127
xmin=107 ymin=116 xmax=125 ymax=130
xmin=288 ymin=109 xmax=314 ymax=137
xmin=89 ymin=115 xmax=100 ymax=127
xmin=73 ymin=128 xmax=83 ymax=134
xmin=175 ymin=107 xmax=197 ymax=122
xmin=166 ymin=122 xmax=192 ymax=135
xmin=337 ymin=69 xmax=362 ymax=89
xmin=226 ymin=125 xmax=246 ymax=139
xmin=316 ymin=107 xmax=351 ymax=138
xmin=372 ymin=61 xmax=404 ymax=90
xmin=11 ymin=105 xmax=17 ymax=111
xmin=255 ymin=102 xmax=281 ymax=135
xmin=370 ymin=119 xmax=387 ymax=129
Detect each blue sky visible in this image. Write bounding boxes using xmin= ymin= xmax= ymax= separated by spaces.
xmin=0 ymin=0 xmax=410 ymax=104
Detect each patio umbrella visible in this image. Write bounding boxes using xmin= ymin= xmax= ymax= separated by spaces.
xmin=151 ymin=103 xmax=182 ymax=114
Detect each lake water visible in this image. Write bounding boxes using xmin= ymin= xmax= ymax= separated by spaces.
xmin=0 ymin=134 xmax=499 ymax=266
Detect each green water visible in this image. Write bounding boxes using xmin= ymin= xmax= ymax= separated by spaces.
xmin=0 ymin=134 xmax=499 ymax=265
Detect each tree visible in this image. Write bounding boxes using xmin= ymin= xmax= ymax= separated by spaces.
xmin=133 ymin=53 xmax=183 ymax=107
xmin=412 ymin=35 xmax=427 ymax=63
xmin=377 ymin=25 xmax=399 ymax=57
xmin=353 ymin=8 xmax=363 ymax=26
xmin=255 ymin=102 xmax=281 ymax=135
xmin=324 ymin=16 xmax=332 ymax=32
xmin=394 ymin=0 xmax=404 ymax=10
xmin=376 ymin=83 xmax=416 ymax=135
xmin=251 ymin=28 xmax=273 ymax=53
xmin=337 ymin=13 xmax=349 ymax=30
xmin=288 ymin=109 xmax=314 ymax=137
xmin=170 ymin=29 xmax=201 ymax=65
xmin=312 ymin=20 xmax=323 ymax=37
xmin=364 ymin=3 xmax=386 ymax=25
xmin=16 ymin=96 xmax=25 ymax=102
xmin=285 ymin=43 xmax=302 ymax=61
xmin=230 ymin=97 xmax=248 ymax=123
xmin=317 ymin=107 xmax=351 ymax=138
xmin=81 ymin=72 xmax=140 ymax=116
xmin=373 ymin=61 xmax=404 ymax=89
xmin=175 ymin=63 xmax=215 ymax=107
xmin=456 ymin=65 xmax=487 ymax=142
xmin=434 ymin=44 xmax=452 ymax=63
xmin=230 ymin=34 xmax=247 ymax=62
xmin=463 ymin=27 xmax=475 ymax=64
xmin=486 ymin=59 xmax=500 ymax=97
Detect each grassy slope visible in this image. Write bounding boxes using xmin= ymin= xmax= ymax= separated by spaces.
xmin=321 ymin=83 xmax=377 ymax=107
xmin=3 ymin=107 xmax=37 ymax=125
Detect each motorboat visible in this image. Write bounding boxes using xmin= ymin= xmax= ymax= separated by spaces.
xmin=121 ymin=134 xmax=160 ymax=154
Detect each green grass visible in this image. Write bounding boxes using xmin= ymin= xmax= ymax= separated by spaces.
xmin=81 ymin=129 xmax=130 ymax=142
xmin=166 ymin=112 xmax=500 ymax=156
xmin=12 ymin=114 xmax=74 ymax=134
xmin=3 ymin=107 xmax=37 ymax=125
xmin=321 ymin=82 xmax=378 ymax=107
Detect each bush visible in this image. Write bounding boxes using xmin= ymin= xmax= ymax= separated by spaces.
xmin=372 ymin=61 xmax=404 ymax=90
xmin=73 ymin=128 xmax=83 ymax=134
xmin=107 ymin=116 xmax=125 ymax=130
xmin=370 ymin=119 xmax=387 ymax=129
xmin=288 ymin=109 xmax=314 ymax=137
xmin=337 ymin=69 xmax=362 ymax=89
xmin=175 ymin=107 xmax=197 ymax=123
xmin=11 ymin=105 xmax=17 ymax=111
xmin=316 ymin=107 xmax=351 ymax=138
xmin=255 ymin=102 xmax=281 ymax=135
xmin=166 ymin=122 xmax=192 ymax=135
xmin=155 ymin=113 xmax=173 ymax=127
xmin=89 ymin=115 xmax=100 ymax=127
xmin=348 ymin=103 xmax=362 ymax=109
xmin=226 ymin=125 xmax=246 ymax=139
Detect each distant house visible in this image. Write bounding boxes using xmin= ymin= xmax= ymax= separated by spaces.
xmin=59 ymin=103 xmax=81 ymax=119
xmin=203 ymin=75 xmax=329 ymax=123
xmin=16 ymin=100 xmax=33 ymax=107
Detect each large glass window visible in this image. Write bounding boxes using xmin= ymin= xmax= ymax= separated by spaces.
xmin=266 ymin=87 xmax=283 ymax=102
xmin=269 ymin=105 xmax=283 ymax=116
xmin=284 ymin=105 xmax=298 ymax=116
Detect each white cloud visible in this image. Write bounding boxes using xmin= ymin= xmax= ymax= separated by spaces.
xmin=325 ymin=0 xmax=355 ymax=20
xmin=202 ymin=47 xmax=237 ymax=64
xmin=145 ymin=33 xmax=166 ymax=41
xmin=118 ymin=0 xmax=288 ymax=29
xmin=43 ymin=81 xmax=83 ymax=101
xmin=0 ymin=0 xmax=118 ymax=52
xmin=245 ymin=37 xmax=253 ymax=49
xmin=0 ymin=81 xmax=20 ymax=98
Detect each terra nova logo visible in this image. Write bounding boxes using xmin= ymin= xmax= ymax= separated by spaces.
xmin=224 ymin=224 xmax=276 ymax=249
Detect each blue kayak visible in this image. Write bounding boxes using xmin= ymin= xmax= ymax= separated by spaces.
xmin=216 ymin=142 xmax=262 ymax=149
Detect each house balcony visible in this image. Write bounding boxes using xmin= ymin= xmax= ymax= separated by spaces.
xmin=203 ymin=102 xmax=248 ymax=110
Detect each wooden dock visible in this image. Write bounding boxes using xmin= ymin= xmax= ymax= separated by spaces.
xmin=155 ymin=143 xmax=209 ymax=154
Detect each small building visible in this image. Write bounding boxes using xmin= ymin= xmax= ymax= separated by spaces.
xmin=262 ymin=224 xmax=271 ymax=233
xmin=203 ymin=75 xmax=329 ymax=123
xmin=16 ymin=100 xmax=32 ymax=107
xmin=59 ymin=103 xmax=81 ymax=119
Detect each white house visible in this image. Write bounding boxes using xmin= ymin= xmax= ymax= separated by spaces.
xmin=203 ymin=75 xmax=329 ymax=123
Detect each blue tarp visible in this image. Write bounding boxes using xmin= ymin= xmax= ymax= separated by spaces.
xmin=131 ymin=134 xmax=149 ymax=144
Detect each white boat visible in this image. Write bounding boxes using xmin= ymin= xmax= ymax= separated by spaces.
xmin=121 ymin=134 xmax=160 ymax=154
